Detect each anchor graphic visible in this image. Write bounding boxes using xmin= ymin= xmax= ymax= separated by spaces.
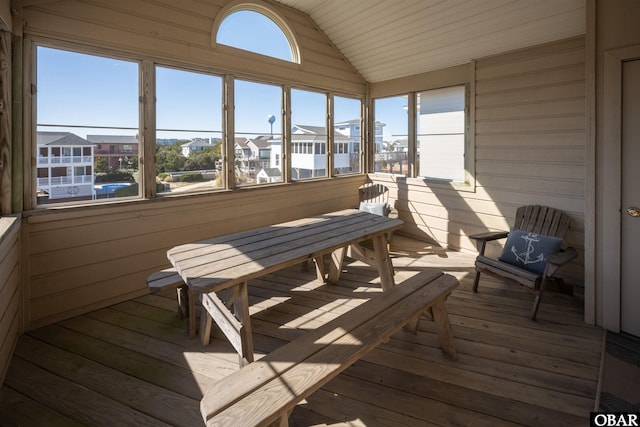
xmin=511 ymin=233 xmax=544 ymax=265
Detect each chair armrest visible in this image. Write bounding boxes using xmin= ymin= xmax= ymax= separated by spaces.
xmin=546 ymin=246 xmax=578 ymax=267
xmin=468 ymin=231 xmax=509 ymax=256
xmin=468 ymin=231 xmax=509 ymax=242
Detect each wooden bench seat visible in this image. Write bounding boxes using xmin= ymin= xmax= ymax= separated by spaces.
xmin=146 ymin=268 xmax=189 ymax=318
xmin=200 ymin=268 xmax=458 ymax=427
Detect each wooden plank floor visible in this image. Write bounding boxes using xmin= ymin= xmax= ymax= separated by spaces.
xmin=0 ymin=236 xmax=603 ymax=426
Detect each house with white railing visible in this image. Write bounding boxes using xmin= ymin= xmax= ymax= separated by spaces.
xmin=36 ymin=132 xmax=95 ymax=203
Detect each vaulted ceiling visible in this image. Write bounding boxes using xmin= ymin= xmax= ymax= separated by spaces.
xmin=274 ymin=0 xmax=586 ymax=83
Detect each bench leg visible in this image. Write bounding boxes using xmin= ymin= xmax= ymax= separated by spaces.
xmin=405 ymin=306 xmax=433 ymax=334
xmin=432 ymin=299 xmax=457 ymax=360
xmin=234 ymin=281 xmax=254 ymax=366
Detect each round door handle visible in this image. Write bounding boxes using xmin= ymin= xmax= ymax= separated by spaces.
xmin=627 ymin=207 xmax=640 ymax=217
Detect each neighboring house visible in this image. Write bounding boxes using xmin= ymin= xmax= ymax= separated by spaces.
xmin=270 ymin=124 xmax=354 ymax=179
xmin=374 ymin=138 xmax=409 ymax=174
xmin=234 ymin=137 xmax=271 ymax=177
xmin=256 ymin=167 xmax=282 ymax=184
xmin=335 ymin=119 xmax=387 ymax=169
xmin=334 ymin=119 xmax=362 ymax=155
xmin=291 ymin=125 xmax=334 ymax=178
xmin=180 ymin=138 xmax=217 ymax=157
xmin=36 ymin=132 xmax=95 ymax=203
xmin=86 ymin=134 xmax=139 ymax=170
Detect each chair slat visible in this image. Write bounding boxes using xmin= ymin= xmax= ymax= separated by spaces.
xmin=359 ymin=183 xmax=389 ymax=205
xmin=536 ymin=207 xmax=550 ymax=235
xmin=514 ymin=205 xmax=569 ymax=239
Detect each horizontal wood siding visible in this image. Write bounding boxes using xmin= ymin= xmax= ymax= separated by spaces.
xmin=20 ymin=0 xmax=365 ymax=94
xmin=25 ymin=176 xmax=365 ymax=329
xmin=371 ymin=37 xmax=586 ymax=284
xmin=0 ymin=215 xmax=21 ymax=384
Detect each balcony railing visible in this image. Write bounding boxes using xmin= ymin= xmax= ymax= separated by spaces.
xmin=37 ymin=175 xmax=93 ymax=186
xmin=38 ymin=156 xmax=93 ymax=165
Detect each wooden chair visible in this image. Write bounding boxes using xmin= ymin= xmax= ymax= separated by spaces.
xmin=346 ymin=182 xmax=395 ymax=266
xmin=359 ymin=182 xmax=391 ymax=216
xmin=469 ymin=205 xmax=578 ymax=320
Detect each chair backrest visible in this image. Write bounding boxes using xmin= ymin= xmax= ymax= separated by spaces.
xmin=512 ymin=205 xmax=571 ymax=238
xmin=359 ymin=183 xmax=389 ymax=205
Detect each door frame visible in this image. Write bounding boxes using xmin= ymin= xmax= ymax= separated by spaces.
xmin=601 ymin=45 xmax=640 ymax=332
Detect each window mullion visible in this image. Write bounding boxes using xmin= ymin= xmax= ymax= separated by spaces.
xmin=282 ymin=85 xmax=291 ymax=183
xmin=407 ymin=92 xmax=417 ymax=178
xmin=141 ymin=60 xmax=155 ymax=199
xmin=224 ymin=75 xmax=235 ymax=189
xmin=327 ymin=94 xmax=334 ymax=177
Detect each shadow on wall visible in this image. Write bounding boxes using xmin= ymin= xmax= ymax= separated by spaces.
xmin=389 ymin=175 xmax=582 ymax=286
xmin=393 ymin=176 xmax=511 ymax=256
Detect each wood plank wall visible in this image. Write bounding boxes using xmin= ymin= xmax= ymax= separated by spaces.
xmin=25 ymin=177 xmax=364 ymax=329
xmin=0 ymin=215 xmax=21 ymax=384
xmin=370 ymin=37 xmax=586 ymax=284
xmin=16 ymin=0 xmax=367 ymax=329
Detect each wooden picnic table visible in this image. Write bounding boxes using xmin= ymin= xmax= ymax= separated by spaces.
xmin=167 ymin=208 xmax=404 ymax=365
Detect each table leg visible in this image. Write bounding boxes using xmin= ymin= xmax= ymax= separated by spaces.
xmin=314 ymin=256 xmax=325 ymax=282
xmin=327 ymin=246 xmax=347 ymax=285
xmin=372 ymin=234 xmax=395 ymax=291
xmin=188 ymin=288 xmax=197 ymax=338
xmin=200 ymin=301 xmax=213 ymax=346
xmin=233 ymin=281 xmax=254 ymax=366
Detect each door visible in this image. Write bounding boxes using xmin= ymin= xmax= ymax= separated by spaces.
xmin=621 ymin=59 xmax=640 ymax=337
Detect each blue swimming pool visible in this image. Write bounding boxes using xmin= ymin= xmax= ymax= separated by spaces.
xmin=99 ymin=183 xmax=132 ymax=192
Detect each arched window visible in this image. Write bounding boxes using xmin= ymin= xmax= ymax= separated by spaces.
xmin=214 ymin=5 xmax=300 ymax=63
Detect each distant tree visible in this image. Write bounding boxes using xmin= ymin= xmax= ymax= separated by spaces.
xmin=211 ymin=141 xmax=222 ymax=157
xmin=126 ymin=156 xmax=139 ymax=170
xmin=184 ymin=147 xmax=219 ymax=171
xmin=156 ymin=142 xmax=186 ymax=173
xmin=95 ymin=157 xmax=109 ymax=174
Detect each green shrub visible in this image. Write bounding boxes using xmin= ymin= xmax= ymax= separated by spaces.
xmin=95 ymin=171 xmax=135 ymax=183
xmin=114 ymin=183 xmax=138 ymax=197
xmin=179 ymin=173 xmax=204 ymax=182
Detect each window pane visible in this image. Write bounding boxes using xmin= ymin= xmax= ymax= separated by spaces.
xmin=156 ymin=67 xmax=224 ymax=194
xmin=36 ymin=46 xmax=139 ymax=205
xmin=374 ymin=96 xmax=409 ymax=175
xmin=334 ymin=96 xmax=361 ymax=175
xmin=417 ymin=86 xmax=465 ymax=182
xmin=291 ymin=89 xmax=327 ymax=180
xmin=217 ymin=10 xmax=294 ymax=62
xmin=235 ymin=80 xmax=282 ymax=186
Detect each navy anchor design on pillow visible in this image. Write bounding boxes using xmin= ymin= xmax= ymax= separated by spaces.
xmin=498 ymin=228 xmax=563 ymax=276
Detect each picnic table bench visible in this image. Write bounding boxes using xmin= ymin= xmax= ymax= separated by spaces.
xmin=148 ymin=209 xmax=404 ymax=366
xmin=200 ymin=268 xmax=459 ymax=427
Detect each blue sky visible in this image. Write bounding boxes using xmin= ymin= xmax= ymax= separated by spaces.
xmin=217 ymin=10 xmax=293 ymax=62
xmin=36 ymin=11 xmax=405 ymax=141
